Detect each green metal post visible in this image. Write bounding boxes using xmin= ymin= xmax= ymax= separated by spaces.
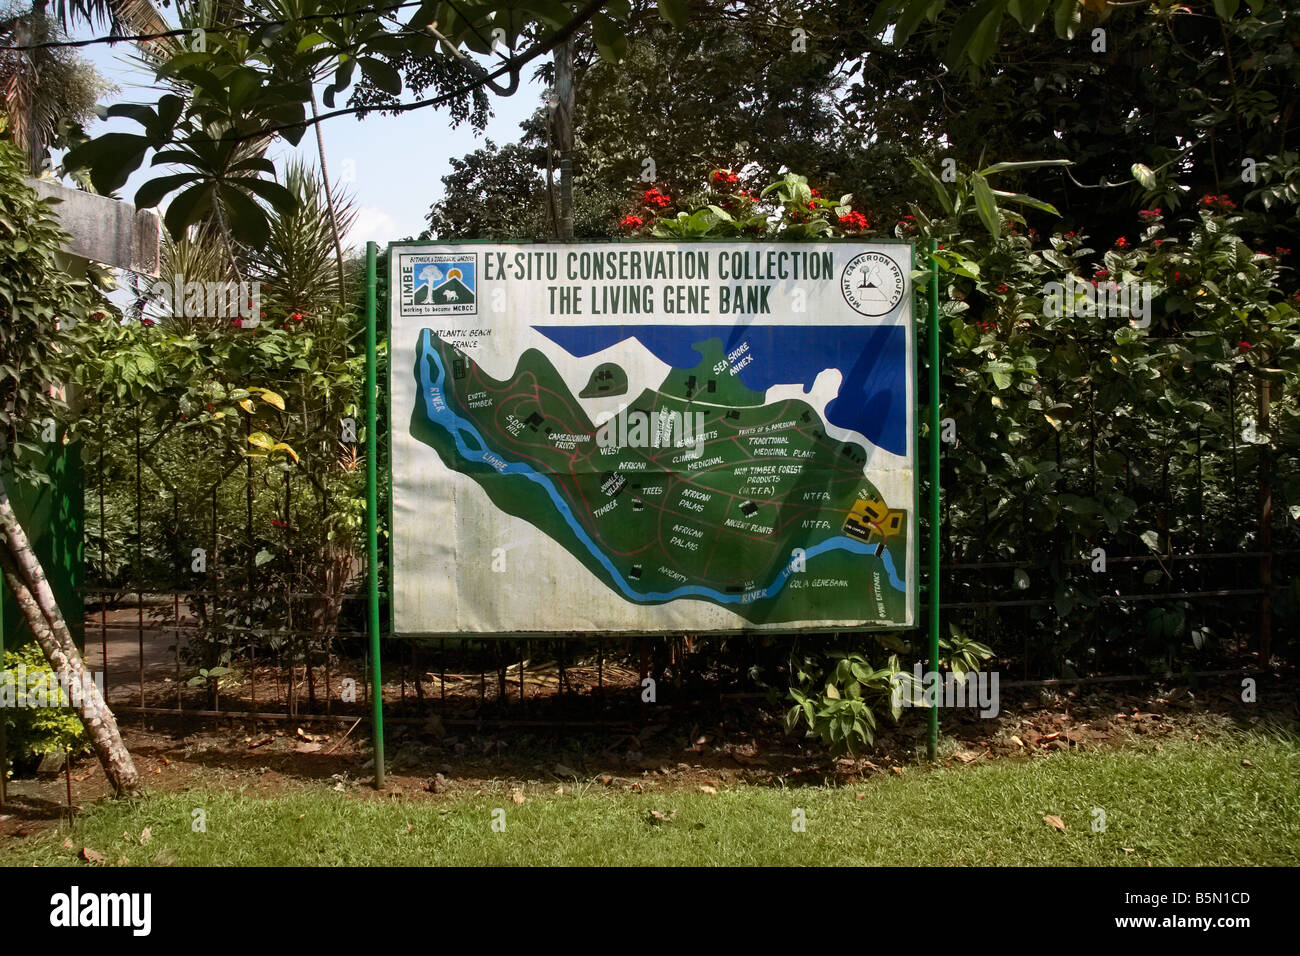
xmin=927 ymin=239 xmax=941 ymax=760
xmin=365 ymin=241 xmax=385 ymax=789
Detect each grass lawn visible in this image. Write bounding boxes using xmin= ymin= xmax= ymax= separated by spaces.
xmin=4 ymin=729 xmax=1298 ymax=866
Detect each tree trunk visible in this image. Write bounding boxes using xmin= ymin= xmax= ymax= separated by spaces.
xmin=0 ymin=478 xmax=139 ymax=794
xmin=309 ymin=90 xmax=348 ymax=306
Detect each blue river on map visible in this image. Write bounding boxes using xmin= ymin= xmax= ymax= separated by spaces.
xmin=416 ymin=330 xmax=905 ymax=604
xmin=533 ymin=324 xmax=908 ymax=457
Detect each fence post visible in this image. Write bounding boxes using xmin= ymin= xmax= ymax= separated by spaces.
xmin=927 ymin=239 xmax=941 ymax=761
xmin=366 ymin=241 xmax=385 ymax=789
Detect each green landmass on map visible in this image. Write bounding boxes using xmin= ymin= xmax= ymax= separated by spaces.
xmin=408 ymin=332 xmax=908 ymax=625
xmin=579 ymin=362 xmax=628 ymax=398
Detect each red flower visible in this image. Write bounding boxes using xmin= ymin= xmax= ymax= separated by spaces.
xmin=1114 ymin=237 xmax=1129 ymax=248
xmin=140 ymin=318 xmax=156 ymax=327
xmin=1063 ymin=231 xmax=1076 ymax=239
xmin=837 ymin=211 xmax=869 ymax=231
xmin=231 ymin=318 xmax=243 ymax=328
xmin=291 ymin=312 xmax=303 ymax=322
xmin=1276 ymin=247 xmax=1292 ymax=256
xmin=711 ymin=170 xmax=739 ymax=188
xmin=1153 ymin=239 xmax=1165 ymax=247
xmin=1238 ymin=341 xmax=1251 ymax=351
xmin=810 ymin=188 xmax=821 ymax=198
xmin=271 ymin=519 xmax=287 ymax=529
xmin=1095 ymin=269 xmax=1110 ymax=278
xmin=204 ymin=403 xmax=216 ymax=411
xmin=996 ymin=283 xmax=1009 ymax=293
xmin=620 ymin=214 xmax=644 ymax=230
xmin=641 ymin=188 xmax=672 ymax=209
xmin=1138 ymin=208 xmax=1162 ymax=219
xmin=1200 ymin=194 xmax=1236 ymax=211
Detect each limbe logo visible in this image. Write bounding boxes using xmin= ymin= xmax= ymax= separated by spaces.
xmin=400 ymin=253 xmax=477 ymax=317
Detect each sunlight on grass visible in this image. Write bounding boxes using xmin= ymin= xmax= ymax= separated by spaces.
xmin=5 ymin=730 xmax=1298 ymax=866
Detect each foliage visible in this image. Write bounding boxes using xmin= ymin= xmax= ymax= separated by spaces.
xmin=658 ymin=160 xmax=1298 ymax=753
xmin=65 ymin=189 xmax=368 ymax=709
xmin=59 ymin=0 xmax=683 ymax=244
xmin=0 ymin=129 xmax=102 ymax=481
xmin=0 ymin=6 xmax=115 ymax=171
xmin=1 ymin=643 xmax=90 ymax=773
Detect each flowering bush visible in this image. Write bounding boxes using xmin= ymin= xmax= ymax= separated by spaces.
xmin=641 ymin=159 xmax=1299 ymax=754
xmin=619 ymin=169 xmax=872 ymax=240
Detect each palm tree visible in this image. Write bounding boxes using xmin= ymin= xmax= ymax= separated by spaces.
xmin=1 ymin=0 xmax=174 ymax=170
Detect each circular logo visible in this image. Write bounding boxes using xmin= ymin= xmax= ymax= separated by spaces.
xmin=841 ymin=252 xmax=906 ymax=317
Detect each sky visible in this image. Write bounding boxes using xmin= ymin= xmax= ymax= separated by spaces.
xmin=69 ymin=22 xmax=544 ymax=248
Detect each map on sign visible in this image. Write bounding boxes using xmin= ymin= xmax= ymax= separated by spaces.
xmin=388 ymin=242 xmax=916 ymax=635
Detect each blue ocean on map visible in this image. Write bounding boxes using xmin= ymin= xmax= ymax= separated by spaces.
xmin=532 ymin=325 xmax=908 ymax=456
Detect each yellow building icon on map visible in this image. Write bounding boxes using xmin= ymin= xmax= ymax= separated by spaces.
xmin=843 ymin=496 xmax=904 ymax=543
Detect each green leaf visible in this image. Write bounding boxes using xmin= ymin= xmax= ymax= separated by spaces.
xmin=358 ymin=57 xmax=402 ymax=95
xmin=1131 ymin=163 xmax=1157 ymax=190
xmin=162 ymin=183 xmax=215 ymax=238
xmin=1212 ymin=0 xmax=1241 ymax=18
xmin=1052 ymin=0 xmax=1081 ymax=39
xmin=63 ymin=133 xmax=150 ymax=194
xmin=592 ymin=13 xmax=628 ymax=63
xmin=971 ymin=171 xmax=1001 ymax=237
xmin=133 ymin=173 xmax=201 ymax=210
xmin=657 ymin=0 xmax=689 ymax=28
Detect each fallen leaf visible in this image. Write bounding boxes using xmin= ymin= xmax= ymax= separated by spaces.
xmin=1043 ymin=815 xmax=1066 ymax=831
xmin=890 ymin=766 xmax=905 ymax=775
xmin=699 ymin=785 xmax=718 ymax=794
xmin=80 ymin=847 xmax=107 ymax=864
xmin=1010 ymin=736 xmax=1025 ymax=748
xmin=512 ymin=790 xmax=525 ymax=804
xmin=139 ymin=828 xmax=151 ymax=845
xmin=1242 ymin=759 xmax=1253 ymax=767
xmin=1123 ymin=847 xmax=1136 ymax=854
xmin=855 ymin=793 xmax=866 ymax=800
xmin=647 ymin=809 xmax=677 ymax=825
xmin=953 ymin=751 xmax=977 ymax=763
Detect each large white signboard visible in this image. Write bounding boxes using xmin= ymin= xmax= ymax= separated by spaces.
xmin=388 ymin=241 xmax=916 ymax=635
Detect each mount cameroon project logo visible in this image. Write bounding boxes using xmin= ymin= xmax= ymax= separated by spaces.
xmin=399 ymin=252 xmax=477 ymax=317
xmin=841 ymin=251 xmax=906 ymax=317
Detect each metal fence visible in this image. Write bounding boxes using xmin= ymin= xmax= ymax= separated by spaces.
xmin=64 ymin=308 xmax=1297 ymax=732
